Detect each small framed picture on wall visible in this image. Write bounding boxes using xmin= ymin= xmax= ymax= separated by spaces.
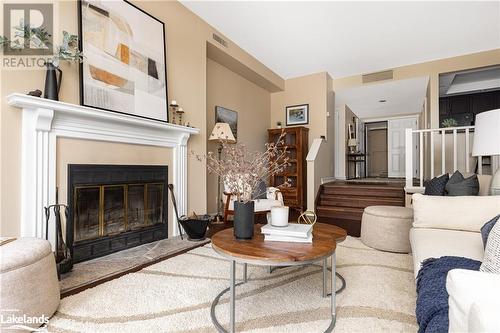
xmin=215 ymin=106 xmax=238 ymax=141
xmin=285 ymin=104 xmax=309 ymax=126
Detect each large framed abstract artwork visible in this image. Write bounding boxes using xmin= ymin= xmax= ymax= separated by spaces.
xmin=78 ymin=0 xmax=168 ymax=122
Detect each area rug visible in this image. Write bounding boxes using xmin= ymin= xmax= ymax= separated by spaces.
xmin=48 ymin=237 xmax=417 ymax=332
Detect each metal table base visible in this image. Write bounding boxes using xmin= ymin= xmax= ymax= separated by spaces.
xmin=210 ymin=253 xmax=343 ymax=333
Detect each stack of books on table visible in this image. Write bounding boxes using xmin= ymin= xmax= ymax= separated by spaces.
xmin=261 ymin=223 xmax=313 ymax=243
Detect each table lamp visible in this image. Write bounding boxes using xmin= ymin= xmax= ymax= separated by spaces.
xmin=472 ymin=109 xmax=500 ymax=195
xmin=209 ymin=123 xmax=236 ymax=223
xmin=347 ymin=138 xmax=358 ymax=154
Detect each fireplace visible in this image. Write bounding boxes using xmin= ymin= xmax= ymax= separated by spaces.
xmin=67 ymin=165 xmax=168 ymax=263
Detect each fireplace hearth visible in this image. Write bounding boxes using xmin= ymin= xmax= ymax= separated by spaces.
xmin=68 ymin=165 xmax=168 ymax=263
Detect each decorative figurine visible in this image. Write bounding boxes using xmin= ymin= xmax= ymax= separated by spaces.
xmin=28 ymin=89 xmax=43 ymax=97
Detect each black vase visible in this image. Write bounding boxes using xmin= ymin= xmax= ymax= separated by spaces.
xmin=234 ymin=201 xmax=255 ymax=239
xmin=44 ymin=62 xmax=62 ymax=101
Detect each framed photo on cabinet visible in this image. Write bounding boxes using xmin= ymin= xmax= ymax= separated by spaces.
xmin=285 ymin=104 xmax=309 ymax=126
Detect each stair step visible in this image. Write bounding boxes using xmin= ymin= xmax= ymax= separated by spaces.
xmin=322 ymin=185 xmax=404 ymax=198
xmin=319 ymin=195 xmax=404 ymax=208
xmin=316 ymin=206 xmax=364 ymax=221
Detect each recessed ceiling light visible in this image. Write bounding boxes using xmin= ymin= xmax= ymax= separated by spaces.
xmin=379 ymin=99 xmax=387 ymax=103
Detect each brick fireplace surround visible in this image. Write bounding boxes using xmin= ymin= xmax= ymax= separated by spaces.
xmin=7 ymin=93 xmax=199 ymax=248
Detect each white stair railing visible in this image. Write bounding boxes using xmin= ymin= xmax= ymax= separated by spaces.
xmin=405 ymin=126 xmax=481 ymax=192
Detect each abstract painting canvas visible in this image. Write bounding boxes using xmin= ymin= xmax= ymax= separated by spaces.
xmin=215 ymin=106 xmax=238 ymax=141
xmin=79 ymin=0 xmax=168 ymax=121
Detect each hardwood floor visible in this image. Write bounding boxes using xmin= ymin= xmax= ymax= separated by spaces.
xmin=315 ymin=180 xmax=405 ymax=236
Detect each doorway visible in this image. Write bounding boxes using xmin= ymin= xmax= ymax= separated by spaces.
xmin=365 ymin=121 xmax=388 ymax=178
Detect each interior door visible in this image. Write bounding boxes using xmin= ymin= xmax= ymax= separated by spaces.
xmin=387 ymin=117 xmax=418 ymax=178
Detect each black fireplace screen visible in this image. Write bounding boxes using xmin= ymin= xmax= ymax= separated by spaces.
xmin=74 ymin=183 xmax=164 ymax=242
xmin=68 ymin=165 xmax=168 ymax=263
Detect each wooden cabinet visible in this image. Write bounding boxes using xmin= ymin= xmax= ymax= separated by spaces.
xmin=268 ymin=127 xmax=309 ymax=211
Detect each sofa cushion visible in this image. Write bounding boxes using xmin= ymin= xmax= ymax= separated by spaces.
xmin=445 ymin=171 xmax=479 ymax=196
xmin=481 ymin=214 xmax=500 ymax=248
xmin=410 ymin=228 xmax=484 ymax=277
xmin=424 ymin=173 xmax=449 ymax=196
xmin=447 ymin=269 xmax=500 ymax=332
xmin=412 ymin=193 xmax=500 ymax=232
xmin=480 ymin=220 xmax=500 ymax=274
xmin=468 ymin=301 xmax=500 ymax=332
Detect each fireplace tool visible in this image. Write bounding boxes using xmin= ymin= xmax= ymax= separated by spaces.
xmin=44 ymin=204 xmax=73 ymax=277
xmin=168 ymin=184 xmax=210 ymax=241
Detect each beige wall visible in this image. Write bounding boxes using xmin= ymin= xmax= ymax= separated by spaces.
xmin=0 ymin=0 xmax=283 ymax=236
xmin=271 ymin=72 xmax=331 ymax=143
xmin=332 ymin=49 xmax=499 ymax=181
xmin=332 ymin=49 xmax=500 ymax=129
xmin=206 ymin=58 xmax=271 ymax=213
xmin=270 ymin=72 xmax=335 ymax=196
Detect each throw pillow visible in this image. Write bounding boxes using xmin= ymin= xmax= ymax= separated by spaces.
xmin=445 ymin=171 xmax=479 ymax=196
xmin=424 ymin=173 xmax=449 ymax=196
xmin=481 ymin=215 xmax=500 ymax=249
xmin=480 ymin=220 xmax=500 ymax=274
xmin=252 ymin=179 xmax=268 ymax=200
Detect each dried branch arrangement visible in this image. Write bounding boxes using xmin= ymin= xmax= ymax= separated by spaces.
xmin=192 ymin=130 xmax=291 ymax=203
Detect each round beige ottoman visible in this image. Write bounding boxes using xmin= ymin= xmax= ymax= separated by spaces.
xmin=361 ymin=206 xmax=413 ymax=253
xmin=0 ymin=238 xmax=60 ymax=332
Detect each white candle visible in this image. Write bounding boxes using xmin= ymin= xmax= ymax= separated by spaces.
xmin=269 ymin=206 xmax=289 ymax=227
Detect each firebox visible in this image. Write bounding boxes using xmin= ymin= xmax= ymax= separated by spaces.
xmin=67 ymin=165 xmax=168 ymax=263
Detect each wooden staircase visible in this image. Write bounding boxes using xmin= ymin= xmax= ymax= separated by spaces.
xmin=315 ymin=181 xmax=405 ymax=236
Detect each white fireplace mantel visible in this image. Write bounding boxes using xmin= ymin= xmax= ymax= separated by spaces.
xmin=7 ymin=93 xmax=199 ymax=244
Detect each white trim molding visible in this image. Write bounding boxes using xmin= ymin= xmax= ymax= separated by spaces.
xmin=7 ymin=93 xmax=199 ymax=245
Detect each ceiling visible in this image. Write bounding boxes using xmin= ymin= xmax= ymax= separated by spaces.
xmin=181 ymin=1 xmax=500 ymax=79
xmin=439 ymin=65 xmax=500 ymax=97
xmin=335 ymin=76 xmax=429 ymax=119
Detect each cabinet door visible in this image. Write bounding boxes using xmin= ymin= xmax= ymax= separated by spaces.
xmin=439 ymin=98 xmax=449 ymax=116
xmin=449 ymin=95 xmax=470 ymax=115
xmin=471 ymin=91 xmax=498 ymax=115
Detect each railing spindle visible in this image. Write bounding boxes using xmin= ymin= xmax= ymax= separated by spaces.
xmin=419 ymin=132 xmax=424 ymax=187
xmin=478 ymin=156 xmax=483 ymax=175
xmin=441 ymin=130 xmax=446 ymax=175
xmin=453 ymin=129 xmax=457 ymax=171
xmin=465 ymin=128 xmax=470 ymax=173
xmin=430 ymin=131 xmax=435 ymax=178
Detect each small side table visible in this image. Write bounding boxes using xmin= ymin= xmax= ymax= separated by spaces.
xmin=347 ymin=152 xmax=366 ymax=179
xmin=210 ymin=223 xmax=347 ymax=333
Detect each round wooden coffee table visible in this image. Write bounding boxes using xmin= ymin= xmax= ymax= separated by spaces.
xmin=210 ymin=223 xmax=347 ymax=333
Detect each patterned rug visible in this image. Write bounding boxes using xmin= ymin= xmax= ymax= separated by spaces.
xmin=48 ymin=237 xmax=417 ymax=332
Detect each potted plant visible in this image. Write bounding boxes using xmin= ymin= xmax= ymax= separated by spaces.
xmin=44 ymin=31 xmax=84 ymax=101
xmin=193 ymin=131 xmax=291 ymax=239
xmin=1 ymin=25 xmax=83 ymax=100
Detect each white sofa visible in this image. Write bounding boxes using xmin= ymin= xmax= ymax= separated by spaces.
xmin=410 ymin=191 xmax=500 ymax=332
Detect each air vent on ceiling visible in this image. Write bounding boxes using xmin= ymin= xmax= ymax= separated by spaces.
xmin=212 ymin=33 xmax=228 ymax=48
xmin=362 ymin=70 xmax=394 ymax=84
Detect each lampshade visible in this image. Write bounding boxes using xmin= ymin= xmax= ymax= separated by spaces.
xmin=347 ymin=138 xmax=358 ymax=147
xmin=472 ymin=109 xmax=500 ymax=157
xmin=209 ymin=122 xmax=236 ymax=143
